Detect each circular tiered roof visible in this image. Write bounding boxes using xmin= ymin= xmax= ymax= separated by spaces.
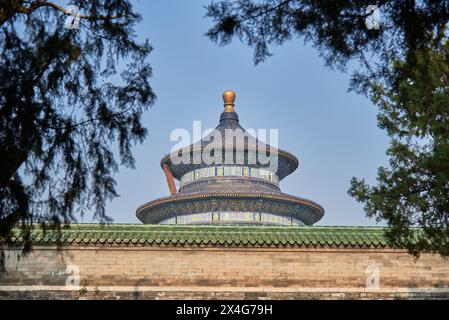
xmin=136 ymin=90 xmax=324 ymax=226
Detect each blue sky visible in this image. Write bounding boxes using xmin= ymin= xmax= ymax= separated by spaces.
xmin=95 ymin=0 xmax=390 ymax=226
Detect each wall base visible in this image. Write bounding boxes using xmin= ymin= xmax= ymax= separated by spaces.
xmin=1 ymin=286 xmax=449 ymax=300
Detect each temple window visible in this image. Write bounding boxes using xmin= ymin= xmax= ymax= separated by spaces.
xmin=159 ymin=211 xmax=304 ymax=226
xmin=180 ymin=166 xmax=279 ymax=187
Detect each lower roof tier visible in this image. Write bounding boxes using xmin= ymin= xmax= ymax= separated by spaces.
xmin=136 ymin=191 xmax=324 ymax=225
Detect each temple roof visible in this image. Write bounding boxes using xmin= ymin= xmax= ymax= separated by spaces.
xmin=136 ymin=189 xmax=324 ymax=225
xmin=161 ymin=90 xmax=299 ymax=181
xmin=6 ymin=224 xmax=392 ymax=249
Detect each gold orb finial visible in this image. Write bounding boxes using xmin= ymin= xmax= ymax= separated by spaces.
xmin=222 ymin=90 xmax=236 ymax=112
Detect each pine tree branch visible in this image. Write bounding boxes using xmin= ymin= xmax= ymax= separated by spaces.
xmin=0 ymin=0 xmax=130 ymax=27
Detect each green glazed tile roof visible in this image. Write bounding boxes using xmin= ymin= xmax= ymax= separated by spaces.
xmin=4 ymin=224 xmax=393 ymax=249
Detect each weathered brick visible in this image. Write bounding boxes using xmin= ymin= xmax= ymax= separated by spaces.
xmin=0 ymin=246 xmax=448 ymax=299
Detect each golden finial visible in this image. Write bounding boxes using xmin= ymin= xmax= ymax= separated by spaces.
xmin=222 ymin=90 xmax=236 ymax=112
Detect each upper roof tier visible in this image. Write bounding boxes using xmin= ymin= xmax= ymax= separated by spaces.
xmin=161 ymin=90 xmax=299 ymax=181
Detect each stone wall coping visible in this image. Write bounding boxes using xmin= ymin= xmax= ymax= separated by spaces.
xmin=3 ymin=224 xmax=402 ymax=249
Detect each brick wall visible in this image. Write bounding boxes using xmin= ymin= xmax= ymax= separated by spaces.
xmin=1 ymin=245 xmax=449 ymax=299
